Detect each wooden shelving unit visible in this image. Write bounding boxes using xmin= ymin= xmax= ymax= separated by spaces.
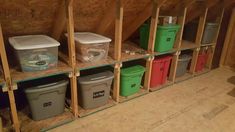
xmin=149 ymin=81 xmax=174 ymax=92
xmin=77 ymin=98 xmax=116 ymax=117
xmin=0 ymin=0 xmax=227 ymax=131
xmin=10 ymin=60 xmax=72 ymax=83
xmin=18 ymin=107 xmax=74 ymax=132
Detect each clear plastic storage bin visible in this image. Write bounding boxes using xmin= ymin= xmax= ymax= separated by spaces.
xmin=9 ymin=35 xmax=60 ymax=72
xmin=73 ymin=32 xmax=111 ymax=62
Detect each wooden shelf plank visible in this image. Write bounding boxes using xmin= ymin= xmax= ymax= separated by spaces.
xmin=76 ymin=56 xmax=116 ymax=70
xmin=180 ymin=40 xmax=198 ymax=51
xmin=119 ymin=88 xmax=149 ymax=103
xmin=154 ymin=48 xmax=177 ymax=56
xmin=149 ymin=81 xmax=174 ymax=92
xmin=194 ymin=68 xmax=210 ymax=77
xmin=121 ymin=41 xmax=151 ymax=62
xmin=11 ymin=60 xmax=72 ymax=83
xmin=78 ymin=98 xmax=116 ymax=118
xmin=200 ymin=43 xmax=216 ymax=47
xmin=19 ymin=107 xmax=74 ymax=132
xmin=175 ymin=72 xmax=193 ymax=83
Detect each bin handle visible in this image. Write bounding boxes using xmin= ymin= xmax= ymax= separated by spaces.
xmin=37 ymin=82 xmax=59 ymax=88
xmin=90 ymin=76 xmax=107 ymax=81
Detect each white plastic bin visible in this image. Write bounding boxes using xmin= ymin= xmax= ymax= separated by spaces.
xmin=72 ymin=32 xmax=111 ymax=62
xmin=9 ymin=35 xmax=60 ymax=72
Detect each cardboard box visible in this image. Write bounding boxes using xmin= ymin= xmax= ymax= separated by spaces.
xmin=158 ymin=16 xmax=177 ymax=25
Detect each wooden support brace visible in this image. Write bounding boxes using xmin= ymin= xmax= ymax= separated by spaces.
xmin=144 ymin=56 xmax=154 ymax=91
xmin=195 ymin=8 xmax=208 ymax=46
xmin=169 ymin=51 xmax=181 ymax=82
xmin=65 ymin=0 xmax=78 ymax=117
xmin=189 ymin=48 xmax=200 ymax=74
xmin=113 ymin=62 xmax=122 ymax=102
xmin=0 ymin=24 xmax=20 ymax=132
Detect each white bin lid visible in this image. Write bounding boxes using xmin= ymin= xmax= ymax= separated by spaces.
xmin=73 ymin=32 xmax=111 ymax=44
xmin=9 ymin=35 xmax=60 ymax=50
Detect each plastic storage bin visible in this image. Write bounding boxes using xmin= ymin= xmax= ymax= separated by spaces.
xmin=140 ymin=24 xmax=180 ymax=52
xmin=72 ymin=32 xmax=111 ymax=62
xmin=120 ymin=65 xmax=145 ymax=96
xmin=78 ymin=71 xmax=114 ymax=109
xmin=150 ymin=56 xmax=172 ymax=88
xmin=24 ymin=80 xmax=68 ymax=121
xmin=201 ymin=23 xmax=218 ymax=44
xmin=9 ymin=35 xmax=60 ymax=72
xmin=196 ymin=53 xmax=208 ymax=72
xmin=176 ymin=55 xmax=192 ymax=77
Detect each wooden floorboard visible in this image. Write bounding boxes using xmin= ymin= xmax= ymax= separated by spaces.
xmin=149 ymin=81 xmax=174 ymax=92
xmin=119 ymin=88 xmax=149 ymax=103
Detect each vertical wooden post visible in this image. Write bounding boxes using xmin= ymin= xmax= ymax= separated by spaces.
xmin=169 ymin=51 xmax=180 ymax=82
xmin=220 ymin=9 xmax=235 ymax=66
xmin=0 ymin=24 xmax=20 ymax=132
xmin=207 ymin=8 xmax=224 ymax=69
xmin=189 ymin=8 xmax=208 ymax=74
xmin=113 ymin=0 xmax=123 ymax=102
xmin=66 ymin=0 xmax=78 ymax=116
xmin=143 ymin=1 xmax=160 ymax=90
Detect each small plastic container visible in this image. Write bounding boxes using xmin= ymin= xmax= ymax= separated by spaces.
xmin=24 ymin=80 xmax=68 ymax=121
xmin=150 ymin=56 xmax=172 ymax=88
xmin=78 ymin=71 xmax=114 ymax=109
xmin=73 ymin=32 xmax=111 ymax=62
xmin=176 ymin=55 xmax=192 ymax=77
xmin=9 ymin=35 xmax=60 ymax=72
xmin=120 ymin=65 xmax=145 ymax=97
xmin=201 ymin=23 xmax=218 ymax=44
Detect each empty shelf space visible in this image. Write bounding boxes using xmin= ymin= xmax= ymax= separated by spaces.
xmin=149 ymin=81 xmax=174 ymax=92
xmin=180 ymin=40 xmax=198 ymax=50
xmin=1 ymin=108 xmax=14 ymax=131
xmin=201 ymin=43 xmax=216 ymax=47
xmin=121 ymin=41 xmax=150 ymax=62
xmin=76 ymin=56 xmax=116 ymax=70
xmin=78 ymin=98 xmax=116 ymax=118
xmin=19 ymin=107 xmax=74 ymax=132
xmin=119 ymin=88 xmax=149 ymax=103
xmin=194 ymin=68 xmax=211 ymax=77
xmin=10 ymin=60 xmax=72 ymax=83
xmin=175 ymin=72 xmax=194 ymax=83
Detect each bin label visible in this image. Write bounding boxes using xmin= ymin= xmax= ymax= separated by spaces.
xmin=43 ymin=102 xmax=52 ymax=107
xmin=93 ymin=90 xmax=105 ymax=99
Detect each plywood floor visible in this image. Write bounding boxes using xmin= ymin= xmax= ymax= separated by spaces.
xmin=50 ymin=67 xmax=235 ymax=132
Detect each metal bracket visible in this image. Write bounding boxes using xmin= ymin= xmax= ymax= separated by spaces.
xmin=196 ymin=47 xmax=200 ymax=51
xmin=114 ymin=62 xmax=122 ymax=68
xmin=174 ymin=51 xmax=181 ymax=56
xmin=2 ymin=82 xmax=18 ymax=92
xmin=2 ymin=84 xmax=8 ymax=92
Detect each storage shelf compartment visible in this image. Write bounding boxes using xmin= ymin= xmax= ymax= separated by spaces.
xmin=10 ymin=60 xmax=72 ymax=83
xmin=77 ymin=98 xmax=116 ymax=117
xmin=150 ymin=81 xmax=174 ymax=92
xmin=119 ymin=87 xmax=148 ymax=103
xmin=180 ymin=40 xmax=198 ymax=51
xmin=200 ymin=43 xmax=216 ymax=47
xmin=19 ymin=107 xmax=74 ymax=132
xmin=0 ymin=108 xmax=14 ymax=131
xmin=121 ymin=41 xmax=150 ymax=62
xmin=194 ymin=67 xmax=210 ymax=76
xmin=175 ymin=72 xmax=193 ymax=83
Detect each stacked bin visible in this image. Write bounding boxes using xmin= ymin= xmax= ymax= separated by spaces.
xmin=78 ymin=71 xmax=114 ymax=109
xmin=201 ymin=23 xmax=218 ymax=44
xmin=150 ymin=56 xmax=172 ymax=88
xmin=120 ymin=65 xmax=145 ymax=97
xmin=196 ymin=48 xmax=209 ymax=72
xmin=140 ymin=23 xmax=180 ymax=52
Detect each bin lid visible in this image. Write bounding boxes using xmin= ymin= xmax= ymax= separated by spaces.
xmin=179 ymin=54 xmax=192 ymax=61
xmin=78 ymin=71 xmax=114 ymax=85
xmin=9 ymin=35 xmax=60 ymax=50
xmin=24 ymin=80 xmax=68 ymax=93
xmin=157 ymin=24 xmax=180 ymax=29
xmin=206 ymin=22 xmax=218 ymax=26
xmin=72 ymin=32 xmax=111 ymax=44
xmin=121 ymin=65 xmax=145 ymax=76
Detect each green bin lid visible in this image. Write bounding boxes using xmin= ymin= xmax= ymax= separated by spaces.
xmin=157 ymin=24 xmax=180 ymax=29
xmin=121 ymin=65 xmax=145 ymax=76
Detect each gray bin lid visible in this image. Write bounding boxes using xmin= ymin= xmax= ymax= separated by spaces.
xmin=206 ymin=22 xmax=218 ymax=27
xmin=179 ymin=55 xmax=192 ymax=61
xmin=78 ymin=71 xmax=114 ymax=85
xmin=24 ymin=80 xmax=68 ymax=93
